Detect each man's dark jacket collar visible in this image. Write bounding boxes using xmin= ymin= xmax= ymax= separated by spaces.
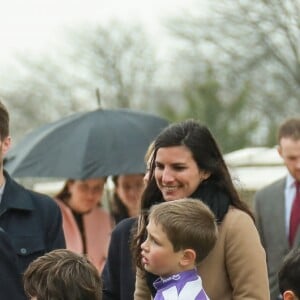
xmin=1 ymin=170 xmax=34 ymax=211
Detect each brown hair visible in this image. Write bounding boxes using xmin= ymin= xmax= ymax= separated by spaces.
xmin=278 ymin=118 xmax=300 ymax=142
xmin=0 ymin=100 xmax=9 ymax=140
xmin=55 ymin=178 xmax=107 ymax=205
xmin=23 ymin=249 xmax=102 ymax=300
xmin=54 ymin=179 xmax=74 ymax=203
xmin=111 ymin=175 xmax=130 ymax=220
xmin=149 ymin=198 xmax=218 ymax=264
xmin=144 ymin=140 xmax=155 ymax=171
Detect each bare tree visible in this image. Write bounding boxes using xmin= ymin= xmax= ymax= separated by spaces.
xmin=0 ymin=21 xmax=159 ymax=141
xmin=166 ymin=0 xmax=300 ymax=146
xmin=65 ymin=21 xmax=157 ymax=109
xmin=158 ymin=65 xmax=258 ymax=152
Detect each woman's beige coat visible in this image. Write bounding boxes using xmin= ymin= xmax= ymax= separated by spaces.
xmin=134 ymin=207 xmax=270 ymax=300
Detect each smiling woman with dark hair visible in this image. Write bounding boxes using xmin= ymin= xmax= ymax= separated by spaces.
xmin=102 ymin=120 xmax=269 ymax=300
xmin=133 ymin=119 xmax=269 ymax=300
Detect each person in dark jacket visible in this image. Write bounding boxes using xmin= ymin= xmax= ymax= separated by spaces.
xmin=102 ymin=217 xmax=136 ymax=300
xmin=0 ymin=99 xmax=65 ymax=298
xmin=102 ymin=142 xmax=154 ymax=300
xmin=0 ymin=227 xmax=26 ymax=300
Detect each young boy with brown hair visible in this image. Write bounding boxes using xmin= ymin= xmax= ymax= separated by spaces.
xmin=140 ymin=198 xmax=218 ymax=300
xmin=23 ymin=249 xmax=102 ymax=300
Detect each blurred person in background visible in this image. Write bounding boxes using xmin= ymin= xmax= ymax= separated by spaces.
xmin=54 ymin=178 xmax=112 ymax=273
xmin=254 ymin=117 xmax=300 ymax=300
xmin=110 ymin=174 xmax=145 ymax=224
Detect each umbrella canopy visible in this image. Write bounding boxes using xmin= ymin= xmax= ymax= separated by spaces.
xmin=4 ymin=108 xmax=168 ymax=179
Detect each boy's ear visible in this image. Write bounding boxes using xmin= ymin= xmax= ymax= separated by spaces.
xmin=2 ymin=136 xmax=11 ymax=156
xmin=283 ymin=290 xmax=297 ymax=300
xmin=180 ymin=249 xmax=196 ymax=267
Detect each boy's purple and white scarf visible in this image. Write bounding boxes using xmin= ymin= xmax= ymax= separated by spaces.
xmin=153 ymin=269 xmax=210 ymax=300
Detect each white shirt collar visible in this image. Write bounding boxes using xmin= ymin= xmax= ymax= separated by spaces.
xmin=286 ymin=172 xmax=296 ymax=190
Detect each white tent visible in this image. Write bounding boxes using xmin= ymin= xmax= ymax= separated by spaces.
xmin=224 ymin=147 xmax=287 ymax=191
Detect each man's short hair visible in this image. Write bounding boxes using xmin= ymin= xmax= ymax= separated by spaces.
xmin=278 ymin=118 xmax=300 ymax=142
xmin=23 ymin=249 xmax=102 ymax=300
xmin=0 ymin=100 xmax=9 ymax=140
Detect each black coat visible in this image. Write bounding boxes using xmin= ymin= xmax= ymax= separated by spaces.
xmin=0 ymin=228 xmax=26 ymax=300
xmin=102 ymin=217 xmax=137 ymax=300
xmin=0 ymin=171 xmax=66 ymax=297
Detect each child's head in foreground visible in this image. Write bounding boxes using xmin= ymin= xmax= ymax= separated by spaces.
xmin=141 ymin=198 xmax=218 ymax=278
xmin=278 ymin=248 xmax=300 ymax=300
xmin=23 ymin=249 xmax=102 ymax=300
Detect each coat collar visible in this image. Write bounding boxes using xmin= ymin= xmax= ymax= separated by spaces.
xmin=1 ymin=170 xmax=34 ymax=211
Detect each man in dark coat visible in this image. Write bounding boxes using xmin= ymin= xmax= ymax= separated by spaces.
xmin=0 ymin=227 xmax=26 ymax=299
xmin=0 ymin=99 xmax=65 ymax=298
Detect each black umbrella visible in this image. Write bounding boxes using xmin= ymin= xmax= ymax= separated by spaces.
xmin=4 ymin=108 xmax=168 ymax=179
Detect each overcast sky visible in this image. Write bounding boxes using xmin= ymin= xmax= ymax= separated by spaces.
xmin=0 ymin=0 xmax=207 ymax=65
